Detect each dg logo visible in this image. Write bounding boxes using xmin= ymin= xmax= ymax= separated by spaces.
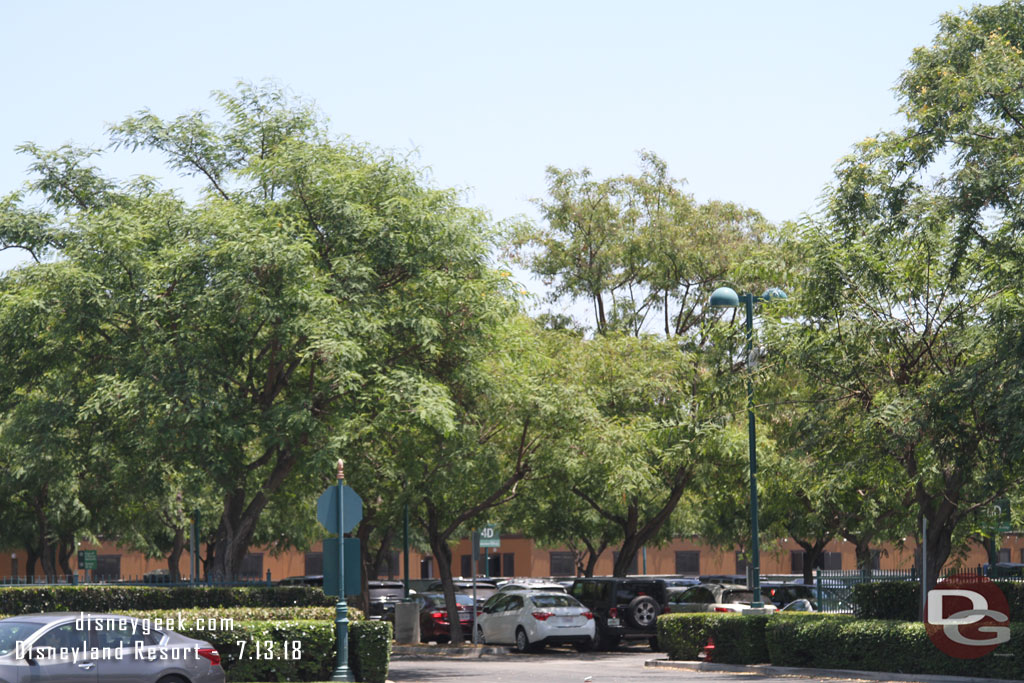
xmin=926 ymin=573 xmax=1010 ymax=659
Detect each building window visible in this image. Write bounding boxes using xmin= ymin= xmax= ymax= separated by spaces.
xmin=460 ymin=555 xmax=472 ymax=578
xmin=612 ymin=551 xmax=638 ymax=575
xmin=736 ymin=551 xmax=748 ymax=575
xmin=550 ymin=552 xmax=576 ymax=577
xmin=675 ymin=551 xmax=700 ymax=575
xmin=240 ymin=553 xmax=263 ymax=579
xmin=999 ymin=548 xmax=1011 ymax=563
xmin=96 ymin=555 xmax=121 ymax=580
xmin=1020 ymin=548 xmax=1024 ymax=564
xmin=791 ymin=550 xmax=842 ymax=572
xmin=305 ymin=552 xmax=323 ymax=576
xmin=869 ymin=549 xmax=881 ymax=571
xmin=420 ymin=557 xmax=433 ymax=579
xmin=502 ymin=552 xmax=515 ymax=578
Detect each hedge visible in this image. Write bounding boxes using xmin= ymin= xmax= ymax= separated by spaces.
xmin=657 ymin=613 xmax=772 ymax=664
xmin=0 ymin=585 xmax=333 ymax=613
xmin=658 ymin=613 xmax=831 ymax=664
xmin=852 ymin=581 xmax=1024 ymax=621
xmin=661 ymin=613 xmax=1024 ymax=679
xmin=766 ymin=617 xmax=1024 ymax=680
xmin=173 ymin=618 xmax=391 ymax=682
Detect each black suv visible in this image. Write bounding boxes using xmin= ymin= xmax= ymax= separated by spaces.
xmin=569 ymin=577 xmax=670 ymax=650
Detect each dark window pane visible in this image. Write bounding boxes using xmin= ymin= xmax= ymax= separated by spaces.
xmin=240 ymin=553 xmax=263 ymax=578
xmin=675 ymin=551 xmax=700 ymax=574
xmin=460 ymin=555 xmax=472 ymax=578
xmin=305 ymin=552 xmax=323 ymax=576
xmin=823 ymin=552 xmax=842 ymax=571
xmin=420 ymin=557 xmax=433 ymax=579
xmin=790 ymin=550 xmax=804 ymax=573
xmin=549 ymin=552 xmax=575 ymax=577
xmin=96 ymin=555 xmax=121 ymax=580
xmin=999 ymin=548 xmax=1011 ymax=563
xmin=502 ymin=553 xmax=514 ymax=578
xmin=869 ymin=549 xmax=881 ymax=571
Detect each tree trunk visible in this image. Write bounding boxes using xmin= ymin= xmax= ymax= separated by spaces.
xmin=794 ymin=538 xmax=829 ymax=586
xmin=168 ymin=527 xmax=185 ymax=582
xmin=427 ymin=530 xmax=464 ymax=644
xmin=57 ymin=538 xmax=74 ymax=577
xmin=24 ymin=545 xmax=38 ymax=581
xmin=849 ymin=534 xmax=875 ymax=572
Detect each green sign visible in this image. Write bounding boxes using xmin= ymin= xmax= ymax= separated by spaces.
xmin=322 ymin=537 xmax=362 ymax=596
xmin=479 ymin=525 xmax=500 ymax=549
xmin=77 ymin=550 xmax=97 ymax=570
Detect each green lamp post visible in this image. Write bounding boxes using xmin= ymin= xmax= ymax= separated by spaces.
xmin=709 ymin=285 xmax=786 ymax=609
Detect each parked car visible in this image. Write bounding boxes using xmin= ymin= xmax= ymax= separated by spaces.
xmin=476 ymin=591 xmax=595 ymax=652
xmin=277 ymin=574 xmax=324 ymax=586
xmin=780 ymin=598 xmax=815 ymax=612
xmin=367 ymin=580 xmax=405 ymax=620
xmin=426 ymin=579 xmax=498 ymax=601
xmin=665 ymin=583 xmax=778 ymax=613
xmin=0 ymin=612 xmax=225 ymax=682
xmin=414 ymin=593 xmax=477 ymax=643
xmin=761 ymin=581 xmax=816 ymax=610
xmin=496 ymin=580 xmax=567 ymax=594
xmin=568 ymin=577 xmax=672 ymax=650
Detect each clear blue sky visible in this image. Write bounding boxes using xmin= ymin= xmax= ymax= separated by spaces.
xmin=1 ymin=1 xmax=972 ymax=276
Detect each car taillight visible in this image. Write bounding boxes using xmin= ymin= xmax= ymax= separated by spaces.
xmin=608 ymin=607 xmax=618 ymax=619
xmin=197 ymin=648 xmax=221 ymax=666
xmin=581 ymin=611 xmax=594 ymax=620
xmin=430 ymin=611 xmax=447 ymax=621
xmin=531 ymin=611 xmax=553 ymax=621
xmin=714 ymin=607 xmax=730 ymax=613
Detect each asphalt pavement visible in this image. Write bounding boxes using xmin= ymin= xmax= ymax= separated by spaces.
xmin=388 ymin=645 xmax=905 ymax=683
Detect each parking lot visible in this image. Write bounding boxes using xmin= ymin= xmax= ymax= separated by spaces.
xmin=389 ymin=645 xmax=901 ymax=683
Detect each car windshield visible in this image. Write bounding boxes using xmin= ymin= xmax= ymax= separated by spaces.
xmin=722 ymin=590 xmax=755 ymax=603
xmin=0 ymin=620 xmax=45 ymax=656
xmin=530 ymin=595 xmax=580 ymax=608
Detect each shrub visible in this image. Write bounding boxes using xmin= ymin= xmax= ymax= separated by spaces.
xmin=0 ymin=585 xmax=332 ymax=614
xmin=656 ymin=613 xmax=770 ymax=664
xmin=853 ymin=580 xmax=1024 ymax=622
xmin=174 ymin=618 xmax=388 ymax=682
xmin=766 ymin=617 xmax=1024 ymax=679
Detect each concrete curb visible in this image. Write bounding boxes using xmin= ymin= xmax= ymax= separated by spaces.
xmin=391 ymin=643 xmax=511 ymax=659
xmin=644 ymin=658 xmax=1021 ymax=683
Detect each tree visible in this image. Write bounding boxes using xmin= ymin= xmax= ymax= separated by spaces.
xmin=0 ymin=84 xmax=503 ymax=580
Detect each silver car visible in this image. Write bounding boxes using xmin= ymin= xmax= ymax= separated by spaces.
xmin=476 ymin=591 xmax=595 ymax=653
xmin=0 ymin=612 xmax=225 ymax=682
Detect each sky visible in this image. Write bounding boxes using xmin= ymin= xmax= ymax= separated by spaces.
xmin=0 ymin=1 xmax=974 ymax=284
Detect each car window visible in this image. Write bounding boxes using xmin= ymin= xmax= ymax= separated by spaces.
xmin=529 ymin=595 xmax=580 ymax=608
xmin=505 ymin=595 xmax=524 ymax=611
xmin=722 ymin=590 xmax=755 ymax=603
xmin=92 ymin=619 xmax=160 ymax=648
xmin=483 ymin=594 xmax=509 ymax=613
xmin=0 ymin=620 xmax=45 ymax=656
xmin=674 ymin=587 xmax=714 ymax=603
xmin=34 ymin=622 xmax=90 ymax=652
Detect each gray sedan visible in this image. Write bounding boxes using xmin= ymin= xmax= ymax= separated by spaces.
xmin=0 ymin=612 xmax=225 ymax=682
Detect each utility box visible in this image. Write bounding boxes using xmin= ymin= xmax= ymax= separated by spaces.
xmin=394 ymin=602 xmax=420 ymax=644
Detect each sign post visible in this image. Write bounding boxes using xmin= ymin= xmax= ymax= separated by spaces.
xmin=317 ymin=460 xmax=363 ymax=683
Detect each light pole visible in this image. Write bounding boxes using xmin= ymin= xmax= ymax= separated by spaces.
xmin=709 ymin=285 xmax=786 ymax=609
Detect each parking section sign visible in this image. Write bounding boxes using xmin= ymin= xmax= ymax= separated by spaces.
xmin=479 ymin=525 xmax=500 ymax=548
xmin=77 ymin=550 xmax=97 ymax=570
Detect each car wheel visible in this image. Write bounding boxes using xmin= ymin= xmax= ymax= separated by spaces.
xmin=515 ymin=627 xmax=533 ymax=653
xmin=476 ymin=624 xmax=486 ymax=645
xmin=626 ymin=595 xmax=660 ymax=628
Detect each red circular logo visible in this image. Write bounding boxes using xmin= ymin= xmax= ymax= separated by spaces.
xmin=926 ymin=573 xmax=1010 ymax=659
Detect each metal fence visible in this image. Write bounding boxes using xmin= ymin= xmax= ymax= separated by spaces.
xmin=814 ymin=567 xmax=1024 ymax=613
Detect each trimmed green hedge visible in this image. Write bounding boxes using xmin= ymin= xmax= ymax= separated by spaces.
xmin=658 ymin=613 xmax=830 ymax=664
xmin=766 ymin=617 xmax=1024 ymax=680
xmin=0 ymin=585 xmax=333 ymax=613
xmin=661 ymin=612 xmax=1024 ymax=679
xmin=852 ymin=580 xmax=1024 ymax=621
xmin=174 ymin=618 xmax=390 ymax=682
